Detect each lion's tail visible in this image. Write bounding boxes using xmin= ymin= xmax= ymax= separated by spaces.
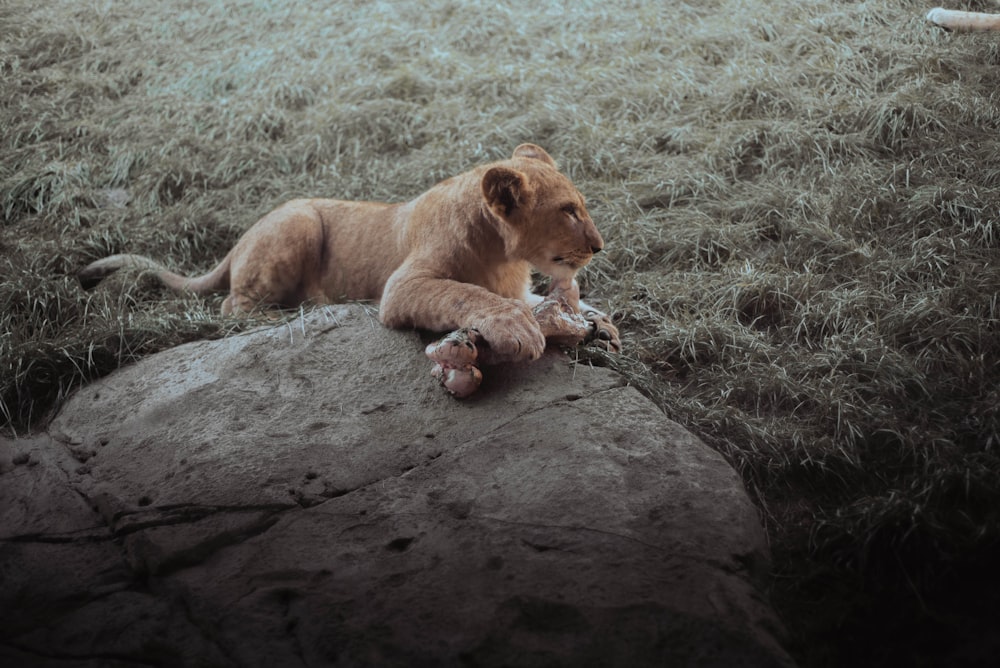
xmin=78 ymin=253 xmax=231 ymax=295
xmin=927 ymin=8 xmax=1000 ymax=32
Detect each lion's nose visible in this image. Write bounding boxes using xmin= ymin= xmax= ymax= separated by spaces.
xmin=591 ymin=245 xmax=603 ymax=254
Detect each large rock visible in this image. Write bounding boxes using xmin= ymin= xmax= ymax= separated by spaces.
xmin=0 ymin=305 xmax=793 ymax=667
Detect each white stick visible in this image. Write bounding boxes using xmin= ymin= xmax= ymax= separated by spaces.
xmin=927 ymin=8 xmax=1000 ymax=32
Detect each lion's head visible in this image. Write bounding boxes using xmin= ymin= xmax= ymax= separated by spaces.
xmin=481 ymin=144 xmax=604 ymax=281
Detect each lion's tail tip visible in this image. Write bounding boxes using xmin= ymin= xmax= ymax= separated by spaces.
xmin=77 ymin=254 xmax=163 ymax=288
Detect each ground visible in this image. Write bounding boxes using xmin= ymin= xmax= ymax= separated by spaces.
xmin=2 ymin=1 xmax=999 ymax=665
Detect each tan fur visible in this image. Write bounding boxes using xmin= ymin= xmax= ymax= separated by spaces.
xmin=927 ymin=7 xmax=1000 ymax=32
xmin=80 ymin=144 xmax=612 ymax=362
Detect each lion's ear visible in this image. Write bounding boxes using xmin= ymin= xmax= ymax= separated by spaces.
xmin=512 ymin=143 xmax=556 ymax=167
xmin=482 ymin=166 xmax=534 ymax=218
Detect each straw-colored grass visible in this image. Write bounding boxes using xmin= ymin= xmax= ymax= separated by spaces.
xmin=3 ymin=0 xmax=999 ymax=664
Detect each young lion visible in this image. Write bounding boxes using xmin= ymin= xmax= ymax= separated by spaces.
xmin=79 ymin=144 xmax=620 ymax=363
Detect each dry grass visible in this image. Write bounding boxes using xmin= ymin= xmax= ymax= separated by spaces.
xmin=3 ymin=0 xmax=999 ymax=665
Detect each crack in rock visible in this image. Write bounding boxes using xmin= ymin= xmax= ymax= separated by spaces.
xmin=111 ymin=503 xmax=296 ymax=536
xmin=122 ymin=507 xmax=290 ymax=577
xmin=1 ymin=525 xmax=116 ymax=544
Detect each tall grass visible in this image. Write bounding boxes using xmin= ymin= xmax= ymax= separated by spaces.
xmin=2 ymin=0 xmax=999 ymax=664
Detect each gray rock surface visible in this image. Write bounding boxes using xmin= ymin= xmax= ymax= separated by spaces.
xmin=1 ymin=305 xmax=794 ymax=667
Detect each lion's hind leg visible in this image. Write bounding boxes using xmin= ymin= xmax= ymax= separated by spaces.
xmin=223 ymin=201 xmax=327 ymax=316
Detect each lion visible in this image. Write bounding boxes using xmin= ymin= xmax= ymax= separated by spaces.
xmin=79 ymin=143 xmax=620 ymax=363
xmin=927 ymin=6 xmax=1000 ymax=31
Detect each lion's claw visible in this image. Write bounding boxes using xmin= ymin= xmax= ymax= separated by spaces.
xmin=584 ymin=311 xmax=622 ymax=353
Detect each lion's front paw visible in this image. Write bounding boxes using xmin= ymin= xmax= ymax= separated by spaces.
xmin=473 ymin=303 xmax=546 ymax=363
xmin=584 ymin=311 xmax=622 ymax=353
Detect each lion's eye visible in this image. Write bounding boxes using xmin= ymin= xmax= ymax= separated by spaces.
xmin=562 ymin=205 xmax=578 ymax=219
